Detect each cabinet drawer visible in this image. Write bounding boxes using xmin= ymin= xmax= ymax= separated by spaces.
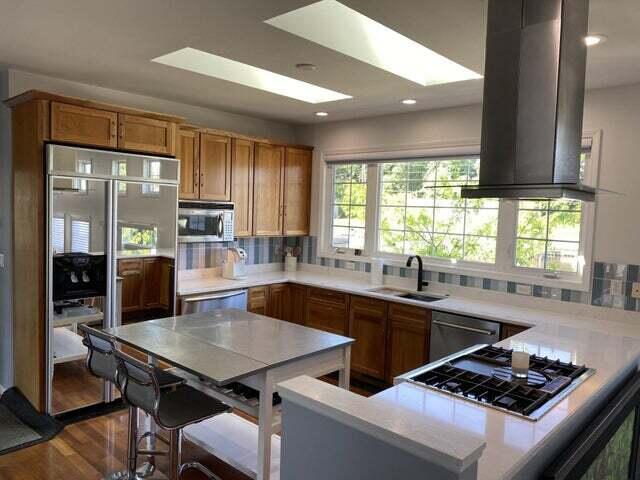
xmin=118 ymin=258 xmax=143 ymax=274
xmin=306 ymin=298 xmax=348 ymax=335
xmin=388 ymin=303 xmax=430 ymax=329
xmin=307 ymin=287 xmax=348 ymax=306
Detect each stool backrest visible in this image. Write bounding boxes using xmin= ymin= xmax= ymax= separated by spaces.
xmin=78 ymin=324 xmax=118 ymax=384
xmin=113 ymin=350 xmax=161 ymax=417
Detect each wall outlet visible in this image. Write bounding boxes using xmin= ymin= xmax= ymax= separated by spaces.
xmin=632 ymin=282 xmax=640 ymax=299
xmin=516 ymin=284 xmax=532 ymax=296
xmin=344 ymin=261 xmax=356 ymax=271
xmin=610 ymin=279 xmax=625 ymax=297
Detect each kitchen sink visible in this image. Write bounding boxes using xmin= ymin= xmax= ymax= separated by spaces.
xmin=366 ymin=287 xmax=446 ymax=303
xmin=396 ymin=292 xmax=444 ymax=303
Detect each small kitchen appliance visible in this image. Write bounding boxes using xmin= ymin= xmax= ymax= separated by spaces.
xmin=222 ymin=247 xmax=248 ymax=280
xmin=397 ymin=344 xmax=595 ymax=421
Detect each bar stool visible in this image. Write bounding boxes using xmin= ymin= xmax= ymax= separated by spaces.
xmin=114 ymin=349 xmax=231 ymax=480
xmin=79 ymin=324 xmax=185 ymax=480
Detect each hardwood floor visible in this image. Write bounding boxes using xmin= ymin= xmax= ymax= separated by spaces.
xmin=0 ymin=410 xmax=251 ymax=480
xmin=52 ymin=360 xmax=102 ymax=414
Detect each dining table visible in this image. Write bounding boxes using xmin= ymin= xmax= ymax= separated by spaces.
xmin=107 ymin=308 xmax=354 ymax=480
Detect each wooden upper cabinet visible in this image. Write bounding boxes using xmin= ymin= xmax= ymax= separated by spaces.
xmin=118 ymin=114 xmax=176 ymax=156
xmin=283 ymin=147 xmax=312 ymax=236
xmin=253 ymin=143 xmax=285 ymax=236
xmin=231 ymin=138 xmax=254 ymax=237
xmin=51 ymin=102 xmax=117 ymax=148
xmin=178 ymin=128 xmax=200 ymax=199
xmin=386 ymin=303 xmax=431 ymax=383
xmin=199 ymin=133 xmax=232 ymax=201
xmin=349 ymin=296 xmax=388 ymax=380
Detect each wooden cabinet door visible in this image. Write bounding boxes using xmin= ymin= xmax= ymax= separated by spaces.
xmin=283 ymin=147 xmax=312 ymax=235
xmin=500 ymin=323 xmax=528 ymax=340
xmin=306 ymin=298 xmax=349 ymax=335
xmin=118 ymin=259 xmax=144 ymax=313
xmin=142 ymin=258 xmax=163 ymax=309
xmin=253 ymin=143 xmax=284 ymax=236
xmin=118 ymin=114 xmax=176 ymax=156
xmin=287 ymin=285 xmax=307 ymax=324
xmin=178 ymin=128 xmax=200 ymax=199
xmin=349 ymin=296 xmax=388 ymax=380
xmin=199 ymin=133 xmax=232 ymax=201
xmin=386 ymin=303 xmax=431 ymax=383
xmin=51 ymin=102 xmax=117 ymax=148
xmin=248 ymin=286 xmax=269 ymax=315
xmin=231 ymin=138 xmax=254 ymax=236
xmin=267 ymin=283 xmax=289 ymax=320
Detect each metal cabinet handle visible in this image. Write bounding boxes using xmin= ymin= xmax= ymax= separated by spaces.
xmin=432 ymin=320 xmax=495 ymax=336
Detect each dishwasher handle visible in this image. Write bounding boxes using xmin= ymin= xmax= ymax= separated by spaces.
xmin=183 ymin=290 xmax=246 ymax=303
xmin=432 ymin=319 xmax=496 ymax=336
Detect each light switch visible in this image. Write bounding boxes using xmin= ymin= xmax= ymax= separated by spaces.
xmin=0 ymin=253 xmax=4 ymax=268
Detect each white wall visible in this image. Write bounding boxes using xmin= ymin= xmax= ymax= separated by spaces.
xmin=0 ymin=69 xmax=12 ymax=388
xmin=296 ymin=83 xmax=640 ymax=266
xmin=7 ymin=69 xmax=297 ymax=143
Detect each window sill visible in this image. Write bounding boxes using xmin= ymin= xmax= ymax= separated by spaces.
xmin=319 ymin=250 xmax=590 ymax=292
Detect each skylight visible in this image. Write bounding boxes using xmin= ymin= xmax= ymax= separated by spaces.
xmin=266 ymin=0 xmax=482 ymax=87
xmin=152 ymin=47 xmax=351 ymax=104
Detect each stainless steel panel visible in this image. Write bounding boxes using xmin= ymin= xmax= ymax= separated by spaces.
xmin=429 ymin=311 xmax=500 ymax=362
xmin=181 ymin=290 xmax=248 ymax=314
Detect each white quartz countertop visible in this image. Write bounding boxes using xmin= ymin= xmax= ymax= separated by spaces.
xmin=178 ymin=267 xmax=640 ymax=479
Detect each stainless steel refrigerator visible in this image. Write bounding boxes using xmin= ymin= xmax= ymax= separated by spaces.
xmin=45 ymin=144 xmax=179 ymax=415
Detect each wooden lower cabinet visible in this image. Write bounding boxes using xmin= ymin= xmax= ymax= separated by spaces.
xmin=118 ymin=257 xmax=173 ymax=316
xmin=248 ymin=286 xmax=269 ymax=315
xmin=287 ymin=285 xmax=307 ymax=324
xmin=349 ymin=296 xmax=388 ymax=380
xmin=118 ymin=259 xmax=144 ymax=313
xmin=500 ymin=323 xmax=529 ymax=340
xmin=267 ymin=283 xmax=289 ymax=321
xmin=386 ymin=303 xmax=431 ymax=383
xmin=305 ymin=288 xmax=349 ymax=335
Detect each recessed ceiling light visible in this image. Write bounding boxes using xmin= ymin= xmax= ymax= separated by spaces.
xmin=315 ymin=111 xmax=329 ymax=117
xmin=402 ymin=99 xmax=417 ymax=105
xmin=152 ymin=47 xmax=351 ymax=104
xmin=265 ymin=0 xmax=482 ymax=86
xmin=585 ymin=34 xmax=607 ymax=46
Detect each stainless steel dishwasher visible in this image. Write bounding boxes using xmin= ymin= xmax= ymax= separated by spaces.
xmin=429 ymin=311 xmax=500 ymax=362
xmin=181 ymin=289 xmax=248 ymax=314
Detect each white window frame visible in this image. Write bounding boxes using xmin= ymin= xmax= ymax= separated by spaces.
xmin=320 ymin=132 xmax=601 ymax=291
xmin=142 ymin=159 xmax=162 ymax=196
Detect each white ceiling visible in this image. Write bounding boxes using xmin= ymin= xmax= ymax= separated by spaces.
xmin=0 ymin=0 xmax=638 ymax=124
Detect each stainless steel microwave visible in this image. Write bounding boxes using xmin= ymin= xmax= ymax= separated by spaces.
xmin=178 ymin=201 xmax=234 ymax=243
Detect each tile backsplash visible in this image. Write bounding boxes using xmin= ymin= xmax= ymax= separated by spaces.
xmin=178 ymin=237 xmax=640 ymax=313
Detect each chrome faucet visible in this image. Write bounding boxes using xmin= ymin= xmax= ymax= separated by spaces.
xmin=406 ymin=255 xmax=429 ymax=292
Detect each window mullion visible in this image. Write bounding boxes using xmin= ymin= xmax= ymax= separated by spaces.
xmin=364 ymin=163 xmax=378 ymax=255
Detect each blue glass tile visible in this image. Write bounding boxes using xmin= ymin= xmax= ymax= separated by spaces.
xmin=482 ymin=278 xmax=491 ymax=290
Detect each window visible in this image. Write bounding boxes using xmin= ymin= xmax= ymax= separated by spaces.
xmin=51 ymin=217 xmax=65 ymax=254
xmin=323 ymin=141 xmax=598 ymax=288
xmin=514 ymin=151 xmax=590 ymax=274
xmin=71 ymin=219 xmax=90 ymax=253
xmin=121 ymin=224 xmax=158 ymax=250
xmin=142 ymin=160 xmax=161 ymax=195
xmin=378 ymin=158 xmax=498 ymax=263
xmin=331 ymin=164 xmax=367 ymax=250
xmin=113 ymin=160 xmax=128 ymax=195
xmin=73 ymin=159 xmax=92 ymax=192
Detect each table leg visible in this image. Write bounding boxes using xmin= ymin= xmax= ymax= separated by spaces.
xmin=257 ymin=371 xmax=273 ymax=480
xmin=338 ymin=345 xmax=351 ymax=390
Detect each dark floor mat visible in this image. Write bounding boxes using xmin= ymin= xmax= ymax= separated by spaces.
xmin=0 ymin=388 xmax=63 ymax=456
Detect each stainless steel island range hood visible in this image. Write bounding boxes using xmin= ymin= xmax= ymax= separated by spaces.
xmin=461 ymin=0 xmax=594 ymax=201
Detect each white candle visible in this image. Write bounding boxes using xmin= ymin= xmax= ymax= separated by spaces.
xmin=512 ymin=351 xmax=530 ymax=378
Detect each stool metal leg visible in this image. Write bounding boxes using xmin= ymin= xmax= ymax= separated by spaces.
xmin=169 ymin=429 xmax=182 ymax=480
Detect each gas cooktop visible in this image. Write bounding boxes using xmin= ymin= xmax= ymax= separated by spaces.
xmin=398 ymin=345 xmax=595 ymax=421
